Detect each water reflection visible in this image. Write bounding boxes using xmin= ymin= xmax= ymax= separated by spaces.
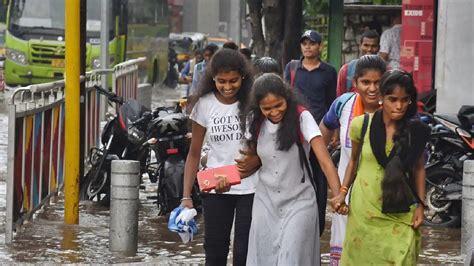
xmin=60 ymin=225 xmax=81 ymax=263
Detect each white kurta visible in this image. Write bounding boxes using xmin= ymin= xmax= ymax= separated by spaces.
xmin=247 ymin=111 xmax=321 ymax=266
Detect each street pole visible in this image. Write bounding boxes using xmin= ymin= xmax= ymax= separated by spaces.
xmin=229 ymin=0 xmax=241 ymax=46
xmin=64 ymin=0 xmax=80 ymax=224
xmin=100 ymin=0 xmax=109 ymax=117
xmin=79 ymin=0 xmax=87 ymax=206
xmin=462 ymin=160 xmax=474 ymax=259
xmin=328 ymin=0 xmax=344 ymax=69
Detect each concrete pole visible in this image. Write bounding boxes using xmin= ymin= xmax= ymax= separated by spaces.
xmin=462 ymin=160 xmax=474 ymax=259
xmin=109 ymin=160 xmax=140 ymax=255
xmin=229 ymin=0 xmax=241 ymax=46
xmin=64 ymin=0 xmax=80 ymax=224
xmin=100 ymin=0 xmax=109 ymax=118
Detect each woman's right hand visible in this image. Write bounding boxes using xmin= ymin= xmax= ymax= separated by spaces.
xmin=330 ymin=193 xmax=349 ymax=215
xmin=180 ymin=198 xmax=194 ymax=209
xmin=215 ymin=175 xmax=231 ymax=193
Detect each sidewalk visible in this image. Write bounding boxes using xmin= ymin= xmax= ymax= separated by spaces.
xmin=0 ymin=85 xmax=466 ymax=264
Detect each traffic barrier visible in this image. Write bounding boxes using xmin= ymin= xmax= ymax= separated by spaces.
xmin=84 ymin=70 xmax=109 ymax=162
xmin=5 ymin=58 xmax=147 ymax=243
xmin=112 ymin=57 xmax=146 ymax=106
xmin=6 ymin=80 xmax=68 ymax=244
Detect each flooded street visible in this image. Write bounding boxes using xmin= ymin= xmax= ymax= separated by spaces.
xmin=0 ymin=86 xmax=466 ymax=264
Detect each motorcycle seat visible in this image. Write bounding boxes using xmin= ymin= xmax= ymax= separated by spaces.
xmin=436 ymin=113 xmax=460 ymax=126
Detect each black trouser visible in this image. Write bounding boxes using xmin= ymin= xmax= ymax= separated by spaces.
xmin=202 ymin=193 xmax=254 ymax=266
xmin=310 ymin=151 xmax=328 ymax=237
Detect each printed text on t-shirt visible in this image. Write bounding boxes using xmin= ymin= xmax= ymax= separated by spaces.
xmin=209 ymin=115 xmax=243 ymax=142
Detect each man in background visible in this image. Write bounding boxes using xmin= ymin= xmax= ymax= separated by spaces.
xmin=379 ymin=14 xmax=401 ymax=69
xmin=283 ymin=30 xmax=337 ymax=236
xmin=336 ymin=30 xmax=380 ymax=97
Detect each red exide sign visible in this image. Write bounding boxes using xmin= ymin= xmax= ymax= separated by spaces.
xmin=400 ymin=0 xmax=435 ymax=98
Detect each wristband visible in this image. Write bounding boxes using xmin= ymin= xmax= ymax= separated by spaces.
xmin=340 ymin=186 xmax=349 ymax=194
xmin=180 ymin=197 xmax=192 ymax=202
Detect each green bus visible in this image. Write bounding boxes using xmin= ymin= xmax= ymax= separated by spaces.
xmin=4 ymin=0 xmax=168 ymax=86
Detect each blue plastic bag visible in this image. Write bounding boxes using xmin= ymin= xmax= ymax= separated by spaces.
xmin=168 ymin=206 xmax=198 ymax=243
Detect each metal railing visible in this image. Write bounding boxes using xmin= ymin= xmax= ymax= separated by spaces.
xmin=84 ymin=70 xmax=109 ymax=162
xmin=6 ymin=80 xmax=67 ymax=243
xmin=5 ymin=57 xmax=148 ymax=243
xmin=112 ymin=57 xmax=146 ymax=104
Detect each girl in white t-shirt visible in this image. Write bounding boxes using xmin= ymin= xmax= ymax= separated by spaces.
xmin=181 ymin=48 xmax=258 ymax=266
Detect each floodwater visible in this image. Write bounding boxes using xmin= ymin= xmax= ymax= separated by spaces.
xmin=0 ymin=86 xmax=466 ymax=264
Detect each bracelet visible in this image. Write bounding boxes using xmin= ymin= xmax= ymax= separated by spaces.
xmin=180 ymin=197 xmax=192 ymax=202
xmin=340 ymin=186 xmax=349 ymax=194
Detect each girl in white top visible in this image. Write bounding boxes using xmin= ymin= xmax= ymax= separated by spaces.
xmin=243 ymin=73 xmax=344 ymax=266
xmin=181 ymin=48 xmax=258 ymax=266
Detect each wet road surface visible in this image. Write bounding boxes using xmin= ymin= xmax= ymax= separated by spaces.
xmin=0 ymin=86 xmax=466 ymax=264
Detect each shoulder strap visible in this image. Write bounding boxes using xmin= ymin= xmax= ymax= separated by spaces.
xmin=295 ymin=106 xmax=316 ymax=190
xmin=346 ymin=60 xmax=358 ymax=92
xmin=357 ymin=113 xmax=370 ymax=161
xmin=296 ymin=105 xmax=307 ymax=143
xmin=296 ymin=141 xmax=316 ymax=190
xmin=349 ymin=113 xmax=369 ymax=202
xmin=360 ymin=113 xmax=369 ymax=145
xmin=336 ymin=92 xmax=357 ymax=119
xmin=290 ymin=60 xmax=299 ymax=88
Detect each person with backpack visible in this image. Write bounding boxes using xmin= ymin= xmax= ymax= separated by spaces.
xmin=180 ymin=48 xmax=257 ymax=266
xmin=336 ymin=30 xmax=380 ymax=97
xmin=319 ymin=55 xmax=386 ymax=265
xmin=336 ymin=69 xmax=430 ymax=265
xmin=243 ymin=73 xmax=345 ymax=266
xmin=283 ymin=29 xmax=338 ymax=236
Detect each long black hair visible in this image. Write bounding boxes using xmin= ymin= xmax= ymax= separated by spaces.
xmin=379 ymin=69 xmax=418 ymax=152
xmin=353 ymin=54 xmax=387 ymax=80
xmin=194 ymin=48 xmax=254 ymax=115
xmin=244 ymin=73 xmax=301 ymax=151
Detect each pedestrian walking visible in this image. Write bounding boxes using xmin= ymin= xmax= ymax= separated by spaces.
xmin=336 ymin=30 xmax=380 ymax=97
xmin=181 ymin=48 xmax=258 ymax=266
xmin=379 ymin=14 xmax=402 ymax=69
xmin=336 ymin=69 xmax=430 ymax=265
xmin=319 ymin=55 xmax=387 ymax=265
xmin=189 ymin=43 xmax=219 ymax=97
xmin=243 ymin=73 xmax=343 ymax=266
xmin=284 ymin=29 xmax=338 ymax=235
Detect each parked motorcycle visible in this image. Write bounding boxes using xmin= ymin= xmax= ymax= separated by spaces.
xmin=146 ymin=100 xmax=201 ymax=215
xmin=423 ymin=105 xmax=473 ymax=227
xmin=79 ymin=86 xmax=153 ymax=205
